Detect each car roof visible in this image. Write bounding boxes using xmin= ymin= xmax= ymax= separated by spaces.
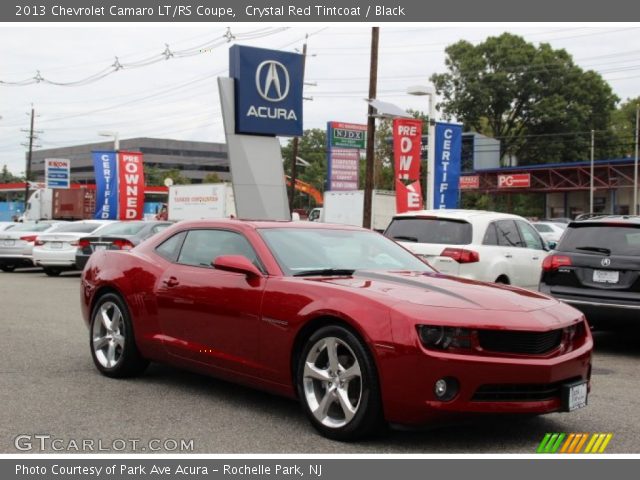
xmin=173 ymin=219 xmax=365 ymax=231
xmin=391 ymin=209 xmax=523 ymax=221
xmin=570 ymin=215 xmax=640 ymax=226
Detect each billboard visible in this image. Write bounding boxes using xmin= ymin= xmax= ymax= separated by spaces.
xmin=459 ymin=175 xmax=480 ymax=190
xmin=326 ymin=121 xmax=366 ymax=191
xmin=393 ymin=118 xmax=423 ymax=213
xmin=434 ymin=122 xmax=463 ymax=209
xmin=229 ymin=45 xmax=304 ymax=137
xmin=92 ymin=151 xmax=145 ymax=220
xmin=44 ymin=158 xmax=70 ymax=189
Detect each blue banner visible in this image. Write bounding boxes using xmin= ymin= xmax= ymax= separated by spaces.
xmin=92 ymin=151 xmax=118 ymax=219
xmin=434 ymin=122 xmax=462 ymax=209
xmin=230 ymin=45 xmax=304 ymax=137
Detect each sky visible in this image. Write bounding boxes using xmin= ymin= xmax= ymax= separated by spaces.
xmin=1 ymin=25 xmax=639 ymax=175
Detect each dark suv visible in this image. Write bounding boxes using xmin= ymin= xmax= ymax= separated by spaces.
xmin=539 ymin=216 xmax=640 ymax=328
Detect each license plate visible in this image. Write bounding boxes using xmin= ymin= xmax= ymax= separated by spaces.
xmin=593 ymin=269 xmax=619 ymax=283
xmin=50 ymin=242 xmax=63 ymax=249
xmin=2 ymin=239 xmax=14 ymax=247
xmin=562 ymin=381 xmax=588 ymax=412
xmin=94 ymin=245 xmax=107 ymax=251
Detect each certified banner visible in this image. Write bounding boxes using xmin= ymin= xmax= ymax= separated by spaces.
xmin=117 ymin=152 xmax=145 ymax=220
xmin=92 ymin=151 xmax=118 ymax=220
xmin=434 ymin=122 xmax=462 ymax=209
xmin=393 ymin=118 xmax=422 ymax=213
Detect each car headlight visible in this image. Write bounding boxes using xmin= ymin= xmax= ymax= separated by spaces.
xmin=417 ymin=325 xmax=472 ymax=351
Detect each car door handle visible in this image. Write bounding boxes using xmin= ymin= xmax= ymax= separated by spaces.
xmin=163 ymin=277 xmax=179 ymax=287
xmin=504 ymin=254 xmax=513 ymax=259
xmin=532 ymin=256 xmax=540 ymax=261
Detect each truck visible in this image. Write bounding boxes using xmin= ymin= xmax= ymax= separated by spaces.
xmin=24 ymin=188 xmax=96 ymax=221
xmin=321 ymin=190 xmax=396 ymax=231
xmin=168 ymin=183 xmax=236 ymax=221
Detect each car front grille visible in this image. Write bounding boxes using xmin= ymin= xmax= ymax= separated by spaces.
xmin=477 ymin=328 xmax=563 ymax=355
xmin=472 ymin=382 xmax=561 ymax=402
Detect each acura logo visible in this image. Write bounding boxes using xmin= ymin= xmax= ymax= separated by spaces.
xmin=601 ymin=258 xmax=611 ymax=267
xmin=255 ymin=60 xmax=290 ymax=102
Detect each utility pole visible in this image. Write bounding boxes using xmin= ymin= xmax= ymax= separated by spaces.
xmin=20 ymin=105 xmax=41 ymax=208
xmin=363 ymin=27 xmax=379 ymax=229
xmin=589 ymin=129 xmax=595 ymax=214
xmin=289 ymin=36 xmax=308 ymax=214
xmin=634 ymin=103 xmax=639 ymax=215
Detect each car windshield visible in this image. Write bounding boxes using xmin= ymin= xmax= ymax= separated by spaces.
xmin=93 ymin=222 xmax=147 ymax=236
xmin=559 ymin=224 xmax=640 ymax=256
xmin=9 ymin=222 xmax=57 ymax=232
xmin=259 ymin=227 xmax=433 ymax=276
xmin=50 ymin=222 xmax=104 ymax=234
xmin=384 ymin=217 xmax=472 ymax=244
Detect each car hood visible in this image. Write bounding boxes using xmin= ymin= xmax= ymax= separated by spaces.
xmin=308 ymin=270 xmax=557 ymax=312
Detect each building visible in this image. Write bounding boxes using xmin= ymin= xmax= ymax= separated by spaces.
xmin=30 ymin=137 xmax=231 ymax=184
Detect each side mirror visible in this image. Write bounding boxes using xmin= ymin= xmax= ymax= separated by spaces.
xmin=546 ymin=240 xmax=557 ymax=250
xmin=212 ymin=255 xmax=262 ymax=277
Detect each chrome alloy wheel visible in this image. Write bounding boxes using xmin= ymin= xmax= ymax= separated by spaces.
xmin=302 ymin=336 xmax=362 ymax=428
xmin=92 ymin=301 xmax=125 ymax=369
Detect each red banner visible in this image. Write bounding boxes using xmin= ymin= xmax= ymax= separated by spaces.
xmin=117 ymin=152 xmax=145 ymax=220
xmin=393 ymin=118 xmax=423 ymax=213
xmin=498 ymin=173 xmax=531 ymax=188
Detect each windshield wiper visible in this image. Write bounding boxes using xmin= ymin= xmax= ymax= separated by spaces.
xmin=575 ymin=246 xmax=611 ymax=255
xmin=294 ymin=268 xmax=356 ymax=277
xmin=392 ymin=235 xmax=418 ymax=242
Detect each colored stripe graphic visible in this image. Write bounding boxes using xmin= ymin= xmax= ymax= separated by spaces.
xmin=538 ymin=433 xmax=613 ymax=453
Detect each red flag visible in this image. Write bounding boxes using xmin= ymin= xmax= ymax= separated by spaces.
xmin=393 ymin=118 xmax=423 ymax=213
xmin=117 ymin=152 xmax=145 ymax=220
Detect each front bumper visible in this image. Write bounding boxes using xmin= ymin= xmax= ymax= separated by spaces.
xmin=376 ymin=331 xmax=592 ymax=425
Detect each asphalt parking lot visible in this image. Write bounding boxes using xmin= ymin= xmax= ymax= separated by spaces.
xmin=1 ymin=269 xmax=639 ymax=454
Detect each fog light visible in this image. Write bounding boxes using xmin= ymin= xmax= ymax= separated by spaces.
xmin=435 ymin=379 xmax=448 ymax=397
xmin=433 ymin=377 xmax=459 ymax=401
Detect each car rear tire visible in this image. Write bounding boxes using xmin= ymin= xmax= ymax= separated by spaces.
xmin=495 ymin=275 xmax=510 ymax=284
xmin=43 ymin=268 xmax=62 ymax=277
xmin=0 ymin=265 xmax=16 ymax=272
xmin=89 ymin=293 xmax=149 ymax=378
xmin=296 ymin=325 xmax=383 ymax=441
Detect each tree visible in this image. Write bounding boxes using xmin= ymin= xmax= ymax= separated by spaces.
xmin=143 ymin=165 xmax=190 ymax=186
xmin=431 ymin=33 xmax=619 ymax=165
xmin=202 ymin=172 xmax=222 ymax=183
xmin=0 ymin=165 xmax=22 ymax=183
xmin=610 ymin=97 xmax=640 ymax=158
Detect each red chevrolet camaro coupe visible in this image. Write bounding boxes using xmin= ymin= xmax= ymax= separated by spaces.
xmin=81 ymin=220 xmax=592 ymax=440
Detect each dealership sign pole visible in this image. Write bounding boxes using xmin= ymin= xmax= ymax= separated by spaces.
xmin=92 ymin=151 xmax=145 ymax=220
xmin=326 ymin=121 xmax=366 ymax=191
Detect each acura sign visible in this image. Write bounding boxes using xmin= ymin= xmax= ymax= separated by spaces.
xmin=230 ymin=45 xmax=303 ymax=136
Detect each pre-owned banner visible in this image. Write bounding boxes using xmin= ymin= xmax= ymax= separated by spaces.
xmin=434 ymin=122 xmax=462 ymax=209
xmin=117 ymin=152 xmax=145 ymax=220
xmin=393 ymin=118 xmax=422 ymax=213
xmin=92 ymin=151 xmax=118 ymax=220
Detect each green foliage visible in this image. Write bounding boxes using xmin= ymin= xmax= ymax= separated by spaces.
xmin=610 ymin=97 xmax=640 ymax=157
xmin=461 ymin=192 xmax=545 ymax=218
xmin=144 ymin=165 xmax=190 ymax=186
xmin=202 ymin=172 xmax=222 ymax=183
xmin=0 ymin=165 xmax=23 ymax=183
xmin=431 ymin=33 xmax=619 ymax=165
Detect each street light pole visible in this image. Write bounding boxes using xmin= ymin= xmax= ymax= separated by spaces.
xmin=98 ymin=131 xmax=120 ymax=151
xmin=590 ymin=129 xmax=595 ymax=214
xmin=407 ymin=85 xmax=436 ymax=210
xmin=634 ymin=104 xmax=639 ymax=215
xmin=363 ymin=27 xmax=379 ymax=229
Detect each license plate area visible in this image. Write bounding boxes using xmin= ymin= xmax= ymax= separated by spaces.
xmin=93 ymin=245 xmax=107 ymax=252
xmin=593 ymin=269 xmax=619 ymax=284
xmin=50 ymin=242 xmax=63 ymax=249
xmin=562 ymin=380 xmax=588 ymax=412
xmin=2 ymin=239 xmax=15 ymax=247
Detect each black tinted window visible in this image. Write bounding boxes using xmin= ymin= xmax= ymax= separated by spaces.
xmin=483 ymin=222 xmax=498 ymax=245
xmin=558 ymin=224 xmax=640 ymax=256
xmin=177 ymin=230 xmax=259 ymax=268
xmin=385 ymin=218 xmax=472 ymax=245
xmin=155 ymin=231 xmax=186 ymax=262
xmin=495 ymin=220 xmax=522 ymax=247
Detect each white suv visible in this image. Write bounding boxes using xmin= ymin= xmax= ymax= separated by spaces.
xmin=384 ymin=209 xmax=549 ymax=289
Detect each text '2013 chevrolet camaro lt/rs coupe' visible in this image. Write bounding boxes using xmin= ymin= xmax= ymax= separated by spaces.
xmin=81 ymin=220 xmax=592 ymax=440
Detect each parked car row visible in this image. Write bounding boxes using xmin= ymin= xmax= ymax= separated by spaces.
xmin=0 ymin=220 xmax=171 ymax=275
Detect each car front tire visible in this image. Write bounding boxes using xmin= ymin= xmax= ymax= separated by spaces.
xmin=43 ymin=268 xmax=61 ymax=277
xmin=297 ymin=325 xmax=384 ymax=441
xmin=89 ymin=293 xmax=148 ymax=378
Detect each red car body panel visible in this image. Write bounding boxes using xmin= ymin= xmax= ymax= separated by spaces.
xmin=80 ymin=220 xmax=593 ymax=426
